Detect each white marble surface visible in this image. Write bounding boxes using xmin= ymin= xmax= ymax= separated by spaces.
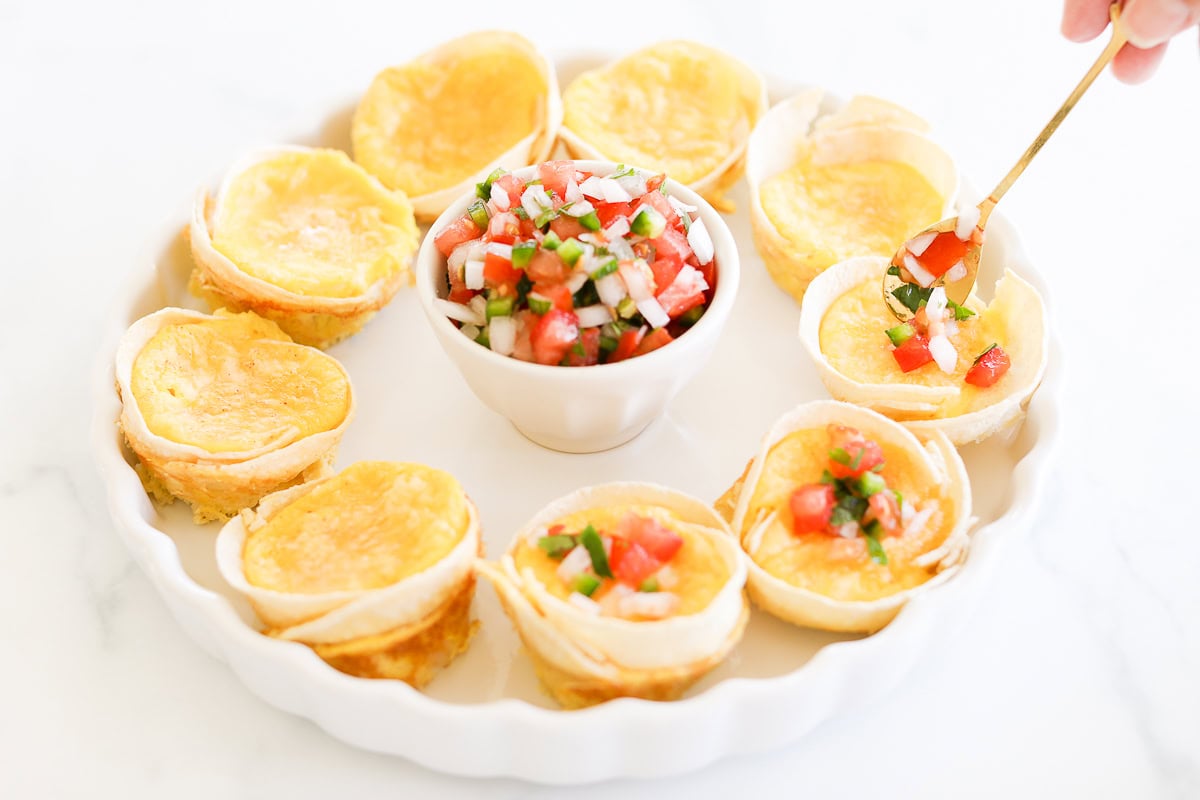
xmin=2 ymin=0 xmax=1198 ymax=796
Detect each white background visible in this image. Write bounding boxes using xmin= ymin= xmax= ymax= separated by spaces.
xmin=2 ymin=0 xmax=1198 ymax=797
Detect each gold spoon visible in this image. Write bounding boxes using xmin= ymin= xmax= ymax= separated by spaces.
xmin=884 ymin=2 xmax=1128 ymax=321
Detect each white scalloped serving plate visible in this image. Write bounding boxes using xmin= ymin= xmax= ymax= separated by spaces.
xmin=90 ymin=65 xmax=1061 ymax=784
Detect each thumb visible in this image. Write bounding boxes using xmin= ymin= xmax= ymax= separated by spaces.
xmin=1121 ymin=0 xmax=1200 ymax=48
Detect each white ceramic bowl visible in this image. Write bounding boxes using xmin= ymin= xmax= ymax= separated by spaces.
xmin=415 ymin=160 xmax=740 ymax=453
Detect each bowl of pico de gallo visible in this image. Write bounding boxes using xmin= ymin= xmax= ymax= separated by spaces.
xmin=416 ymin=159 xmax=739 ymax=453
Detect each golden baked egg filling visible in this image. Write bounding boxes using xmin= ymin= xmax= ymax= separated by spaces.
xmin=211 ymin=148 xmax=418 ymax=299
xmin=130 ymin=311 xmax=351 ymax=453
xmin=242 ymin=461 xmax=470 ymax=595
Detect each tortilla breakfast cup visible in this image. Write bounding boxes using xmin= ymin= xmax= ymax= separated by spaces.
xmin=114 ymin=307 xmax=353 ymax=523
xmin=476 ymin=482 xmax=748 ymax=709
xmin=352 ymin=30 xmax=562 ymax=221
xmin=559 ymin=40 xmax=767 ymax=212
xmin=718 ymin=401 xmax=973 ymax=633
xmin=216 ymin=461 xmax=481 ymax=686
xmin=746 ymin=90 xmax=958 ymax=303
xmin=798 ymin=256 xmax=1048 ymax=445
xmin=188 ymin=145 xmax=419 ymax=348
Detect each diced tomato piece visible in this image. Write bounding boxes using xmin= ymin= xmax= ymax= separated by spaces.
xmin=633 ymin=327 xmax=673 ymax=356
xmin=483 ymin=251 xmax=519 ymax=289
xmin=650 ymin=227 xmax=693 ymax=271
xmin=564 ymin=327 xmax=600 ymax=367
xmin=609 ymin=538 xmax=662 ymax=587
xmin=867 ymin=491 xmax=901 ymax=535
xmin=487 ymin=211 xmax=520 ymax=245
xmin=964 ymin=345 xmax=1011 ymax=388
xmin=645 ymin=173 xmax=666 ymax=193
xmin=915 ymin=231 xmax=970 ymax=279
xmin=517 ymin=216 xmax=538 ymax=239
xmin=827 ymin=425 xmax=886 ymax=479
xmin=447 ymin=287 xmax=476 ymax=305
xmin=526 ymin=249 xmax=568 ymax=284
xmin=549 ymin=215 xmax=588 ymax=240
xmin=892 ymin=334 xmax=934 ymax=373
xmin=911 ymin=306 xmax=930 ymax=336
xmin=789 ymin=484 xmax=835 ymax=535
xmin=649 ymin=258 xmax=682 ymax=295
xmin=538 ymin=160 xmax=577 ymax=200
xmin=606 ymin=327 xmax=645 ymax=363
xmin=616 ymin=514 xmax=683 ymax=562
xmin=697 ymin=258 xmax=717 ymax=292
xmin=532 ymin=282 xmax=574 ymax=312
xmin=434 ymin=215 xmax=482 ymax=257
xmin=656 ymin=265 xmax=707 ymax=318
xmin=493 ymin=174 xmax=525 ymax=209
xmin=638 ymin=189 xmax=680 ymax=228
xmin=595 ymin=201 xmax=633 ymax=227
xmin=530 ymin=309 xmax=579 ymax=366
xmin=511 ymin=311 xmax=535 ymax=362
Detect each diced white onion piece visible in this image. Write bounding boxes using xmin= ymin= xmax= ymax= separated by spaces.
xmin=565 ymin=270 xmax=589 ymax=294
xmin=464 ymin=259 xmax=485 ymax=290
xmin=556 ymin=546 xmax=592 ymax=583
xmin=599 ymin=583 xmax=634 ymax=616
xmin=637 ymin=297 xmax=670 ymax=329
xmin=655 ymin=565 xmax=679 ymax=590
xmin=489 ymin=182 xmax=510 ymax=211
xmin=906 ymin=231 xmax=937 ymax=257
xmin=521 ymin=184 xmax=553 ymax=219
xmin=619 ymin=262 xmax=654 ymax=302
xmin=578 ymin=233 xmax=605 ymax=249
xmin=568 ymin=592 xmax=602 ymax=615
xmin=944 ymin=320 xmax=960 ymax=337
xmin=448 ymin=240 xmax=484 ymax=275
xmin=903 ymin=504 xmax=936 ymax=538
xmin=667 ymin=195 xmax=698 ymax=214
xmin=485 ymin=242 xmax=513 ymax=260
xmin=955 ymin=205 xmax=981 ymax=241
xmin=562 ymin=199 xmax=595 ymax=217
xmin=946 ymin=260 xmax=968 ymax=282
xmin=459 ymin=324 xmax=480 ymax=340
xmin=434 ymin=298 xmax=484 ymax=327
xmin=564 ymin=178 xmax=583 ymax=204
xmin=836 ymin=521 xmax=860 ymax=539
xmin=594 ymin=273 xmax=627 ymax=307
xmin=903 ymin=253 xmax=937 ymax=288
xmin=488 ymin=316 xmax=516 ymax=356
xmin=686 ymin=217 xmax=715 ymax=265
xmin=604 ymin=216 xmax=630 ymax=240
xmin=468 ymin=294 xmax=487 ymax=318
xmin=580 ymin=175 xmax=634 ymax=203
xmin=900 ymin=500 xmax=916 ymax=525
xmin=926 ymin=286 xmax=948 ymax=319
xmin=617 ymin=591 xmax=680 ymax=620
xmin=575 ymin=304 xmax=612 ymax=328
xmin=613 ymin=173 xmax=647 ymax=197
xmin=607 ymin=234 xmax=634 ymax=261
xmin=929 ymin=334 xmax=957 ymax=373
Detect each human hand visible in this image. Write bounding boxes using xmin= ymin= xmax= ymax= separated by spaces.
xmin=1062 ymin=0 xmax=1200 ymax=82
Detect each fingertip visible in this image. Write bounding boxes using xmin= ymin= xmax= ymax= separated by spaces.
xmin=1110 ymin=41 xmax=1169 ymax=83
xmin=1061 ymin=0 xmax=1110 ymax=42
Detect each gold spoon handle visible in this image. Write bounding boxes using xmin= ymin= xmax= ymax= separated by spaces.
xmin=979 ymin=3 xmax=1128 ymax=225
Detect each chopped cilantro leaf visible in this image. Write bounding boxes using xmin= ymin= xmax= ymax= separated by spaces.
xmin=892 ymin=282 xmax=932 ymax=313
